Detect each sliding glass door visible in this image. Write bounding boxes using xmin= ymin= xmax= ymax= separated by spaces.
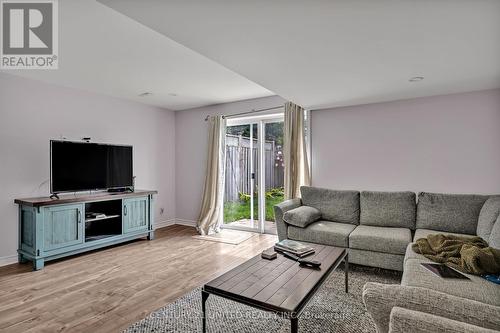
xmin=223 ymin=114 xmax=284 ymax=234
xmin=262 ymin=120 xmax=284 ymax=234
xmin=223 ymin=122 xmax=260 ymax=231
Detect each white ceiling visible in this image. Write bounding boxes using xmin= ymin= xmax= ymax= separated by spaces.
xmin=1 ymin=0 xmax=273 ymax=110
xmin=99 ymin=0 xmax=500 ymax=110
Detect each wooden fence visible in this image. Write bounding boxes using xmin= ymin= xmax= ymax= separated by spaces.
xmin=225 ymin=134 xmax=284 ymax=202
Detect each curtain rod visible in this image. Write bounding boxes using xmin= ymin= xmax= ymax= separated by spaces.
xmin=204 ymin=105 xmax=283 ymax=121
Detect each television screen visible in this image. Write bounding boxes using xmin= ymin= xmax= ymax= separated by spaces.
xmin=50 ymin=140 xmax=133 ymax=193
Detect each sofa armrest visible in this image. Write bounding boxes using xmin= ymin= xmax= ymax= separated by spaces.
xmin=362 ymin=282 xmax=500 ymax=333
xmin=389 ymin=307 xmax=497 ymax=333
xmin=274 ymin=198 xmax=302 ymax=241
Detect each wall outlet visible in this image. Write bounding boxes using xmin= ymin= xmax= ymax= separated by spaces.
xmin=160 ymin=208 xmax=164 ymax=215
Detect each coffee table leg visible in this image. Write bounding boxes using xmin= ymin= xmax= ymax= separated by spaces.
xmin=202 ymin=290 xmax=209 ymax=333
xmin=291 ymin=316 xmax=298 ymax=333
xmin=345 ymin=253 xmax=349 ymax=293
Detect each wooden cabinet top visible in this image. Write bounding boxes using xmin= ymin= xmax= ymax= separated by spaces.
xmin=14 ymin=190 xmax=158 ymax=207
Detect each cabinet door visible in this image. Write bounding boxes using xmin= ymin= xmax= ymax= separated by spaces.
xmin=123 ymin=197 xmax=149 ymax=233
xmin=43 ymin=204 xmax=84 ymax=251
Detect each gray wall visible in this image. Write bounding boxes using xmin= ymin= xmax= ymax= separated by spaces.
xmin=311 ymin=89 xmax=500 ymax=194
xmin=175 ymin=95 xmax=285 ymax=223
xmin=0 ymin=73 xmax=176 ymax=262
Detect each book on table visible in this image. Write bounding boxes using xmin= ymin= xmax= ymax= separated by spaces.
xmin=274 ymin=239 xmax=315 ymax=257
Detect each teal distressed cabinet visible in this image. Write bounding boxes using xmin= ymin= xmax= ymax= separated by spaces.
xmin=123 ymin=197 xmax=149 ymax=233
xmin=43 ymin=204 xmax=84 ymax=251
xmin=15 ymin=190 xmax=157 ymax=270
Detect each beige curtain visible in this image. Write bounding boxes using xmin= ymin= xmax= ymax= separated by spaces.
xmin=283 ymin=102 xmax=310 ymax=199
xmin=197 ymin=115 xmax=226 ymax=235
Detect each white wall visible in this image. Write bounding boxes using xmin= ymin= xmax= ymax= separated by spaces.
xmin=2 ymin=72 xmax=499 ymax=265
xmin=174 ymin=95 xmax=285 ymax=223
xmin=0 ymin=73 xmax=176 ymax=263
xmin=175 ymin=89 xmax=500 ymax=223
xmin=311 ymin=89 xmax=500 ymax=194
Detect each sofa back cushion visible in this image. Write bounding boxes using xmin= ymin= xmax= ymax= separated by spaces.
xmin=489 ymin=215 xmax=500 ymax=249
xmin=360 ymin=191 xmax=416 ymax=229
xmin=477 ymin=197 xmax=500 ymax=241
xmin=416 ymin=192 xmax=489 ymax=235
xmin=300 ymin=186 xmax=360 ymax=224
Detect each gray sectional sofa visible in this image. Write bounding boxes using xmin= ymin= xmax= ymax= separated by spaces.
xmin=274 ymin=186 xmax=500 ymax=333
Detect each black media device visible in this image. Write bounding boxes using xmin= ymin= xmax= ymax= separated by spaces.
xmin=50 ymin=140 xmax=133 ymax=195
xmin=261 ymin=248 xmax=278 ymax=260
xmin=420 ymin=263 xmax=469 ymax=279
xmin=281 ymin=251 xmax=321 ymax=269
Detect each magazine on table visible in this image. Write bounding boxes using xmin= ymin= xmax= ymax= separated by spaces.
xmin=274 ymin=239 xmax=315 ymax=257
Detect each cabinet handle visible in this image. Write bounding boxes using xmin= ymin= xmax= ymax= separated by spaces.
xmin=124 ymin=205 xmax=127 ymax=216
xmin=76 ymin=210 xmax=81 ymax=240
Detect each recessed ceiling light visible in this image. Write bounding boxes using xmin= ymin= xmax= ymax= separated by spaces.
xmin=409 ymin=76 xmax=424 ymax=82
xmin=138 ymin=92 xmax=153 ymax=97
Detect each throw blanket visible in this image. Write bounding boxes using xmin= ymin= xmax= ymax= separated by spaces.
xmin=412 ymin=234 xmax=500 ymax=275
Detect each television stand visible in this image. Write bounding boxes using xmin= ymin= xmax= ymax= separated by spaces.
xmin=15 ymin=190 xmax=157 ymax=270
xmin=49 ymin=193 xmax=60 ymax=200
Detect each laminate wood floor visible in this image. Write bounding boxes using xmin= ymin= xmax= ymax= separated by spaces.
xmin=0 ymin=225 xmax=278 ymax=333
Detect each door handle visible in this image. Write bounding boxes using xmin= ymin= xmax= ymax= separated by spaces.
xmin=77 ymin=210 xmax=81 ymax=240
xmin=124 ymin=205 xmax=128 ymax=216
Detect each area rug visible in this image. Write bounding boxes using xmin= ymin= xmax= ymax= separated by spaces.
xmin=124 ymin=264 xmax=401 ymax=333
xmin=192 ymin=229 xmax=255 ymax=245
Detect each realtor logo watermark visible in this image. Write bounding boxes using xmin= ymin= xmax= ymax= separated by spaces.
xmin=1 ymin=0 xmax=58 ymax=69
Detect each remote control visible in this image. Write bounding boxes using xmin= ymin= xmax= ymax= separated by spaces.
xmin=282 ymin=251 xmax=321 ymax=268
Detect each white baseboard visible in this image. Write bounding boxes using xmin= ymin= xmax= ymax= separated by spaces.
xmin=0 ymin=255 xmax=18 ymax=267
xmin=154 ymin=219 xmax=176 ymax=229
xmin=154 ymin=219 xmax=197 ymax=230
xmin=175 ymin=219 xmax=197 ymax=228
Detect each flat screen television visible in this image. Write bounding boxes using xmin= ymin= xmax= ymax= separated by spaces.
xmin=50 ymin=140 xmax=133 ymax=194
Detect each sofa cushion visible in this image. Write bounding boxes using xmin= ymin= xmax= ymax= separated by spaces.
xmin=349 ymin=225 xmax=411 ymax=255
xmin=363 ymin=283 xmax=500 ymax=333
xmin=349 ymin=248 xmax=404 ymax=271
xmin=402 ymin=259 xmax=500 ymax=306
xmin=389 ymin=307 xmax=498 ymax=333
xmin=300 ymin=186 xmax=360 ymax=224
xmin=404 ymin=243 xmax=427 ymax=262
xmin=360 ymin=191 xmax=416 ymax=229
xmin=477 ymin=197 xmax=500 ymax=241
xmin=287 ymin=220 xmax=356 ymax=247
xmin=489 ymin=215 xmax=500 ymax=249
xmin=416 ymin=192 xmax=489 ymax=235
xmin=283 ymin=206 xmax=321 ymax=228
xmin=413 ymin=228 xmax=474 ymax=242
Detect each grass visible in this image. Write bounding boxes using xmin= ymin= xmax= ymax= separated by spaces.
xmin=224 ymin=194 xmax=284 ymax=223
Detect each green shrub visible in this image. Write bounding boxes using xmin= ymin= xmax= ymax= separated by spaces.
xmin=226 ymin=187 xmax=284 ymax=223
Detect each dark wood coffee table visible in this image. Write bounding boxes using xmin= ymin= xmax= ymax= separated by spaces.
xmin=202 ymin=243 xmax=348 ymax=333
